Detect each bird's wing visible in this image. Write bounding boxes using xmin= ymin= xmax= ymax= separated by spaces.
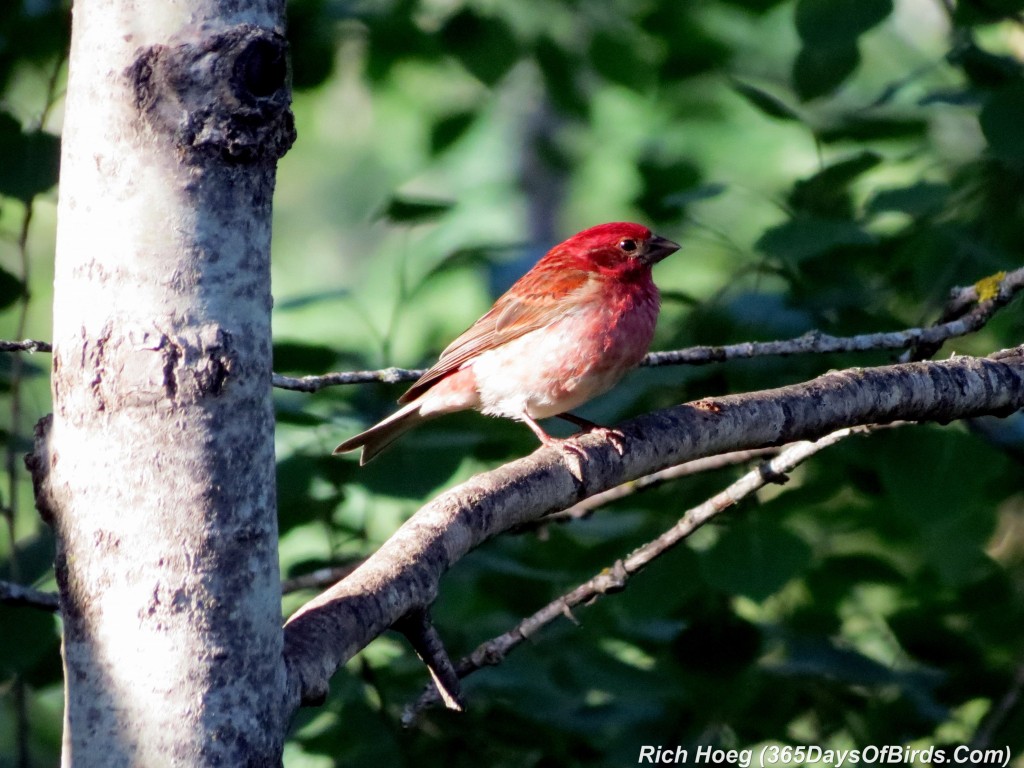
xmin=398 ymin=268 xmax=594 ymax=404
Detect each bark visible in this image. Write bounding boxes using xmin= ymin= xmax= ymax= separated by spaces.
xmin=31 ymin=0 xmax=294 ymax=764
xmin=282 ymin=347 xmax=1024 ymax=708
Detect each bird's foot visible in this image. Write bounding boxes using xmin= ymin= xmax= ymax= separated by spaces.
xmin=540 ymin=435 xmax=589 ymax=463
xmin=586 ymin=425 xmax=626 ymax=456
xmin=557 ymin=413 xmax=626 ymax=455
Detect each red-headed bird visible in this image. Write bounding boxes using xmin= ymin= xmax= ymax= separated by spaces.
xmin=334 ymin=222 xmax=680 ymax=464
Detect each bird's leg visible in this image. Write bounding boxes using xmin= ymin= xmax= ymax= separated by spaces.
xmin=522 ymin=412 xmax=625 ymax=459
xmin=521 ymin=413 xmax=589 ymax=461
xmin=557 ymin=412 xmax=605 ymax=431
xmin=557 ymin=412 xmax=626 ymax=455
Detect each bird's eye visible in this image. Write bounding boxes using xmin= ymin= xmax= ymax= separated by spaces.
xmin=618 ymin=238 xmax=638 ymax=253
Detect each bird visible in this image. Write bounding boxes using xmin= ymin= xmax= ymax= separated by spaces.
xmin=334 ymin=222 xmax=680 ymax=464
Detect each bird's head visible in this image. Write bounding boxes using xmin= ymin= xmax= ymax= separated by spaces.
xmin=555 ymin=222 xmax=680 ymax=275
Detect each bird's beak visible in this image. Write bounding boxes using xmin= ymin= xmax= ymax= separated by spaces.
xmin=642 ymin=235 xmax=680 ymax=265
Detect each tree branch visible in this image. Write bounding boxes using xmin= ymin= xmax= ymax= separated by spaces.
xmin=281 ymin=346 xmax=1024 ymax=711
xmin=405 ymin=426 xmax=862 ymax=721
xmin=5 ymin=266 xmax=1022 ymax=391
xmin=271 ymin=367 xmax=422 ymax=392
xmin=529 ymin=447 xmax=779 ymax=527
xmin=0 ymin=579 xmax=60 ymax=611
xmin=393 ymin=608 xmax=465 ymax=712
xmin=0 ymin=339 xmax=52 ymax=353
xmin=271 ymin=266 xmax=1023 ymax=390
xmin=281 ymin=561 xmax=364 ymax=594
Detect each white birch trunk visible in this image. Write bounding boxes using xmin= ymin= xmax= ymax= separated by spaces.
xmin=31 ymin=0 xmax=295 ymax=764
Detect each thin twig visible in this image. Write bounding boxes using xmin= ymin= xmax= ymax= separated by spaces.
xmin=6 ymin=268 xmax=1024 ymax=392
xmin=404 ymin=426 xmax=867 ymax=720
xmin=394 ymin=608 xmax=464 ymax=713
xmin=276 ymin=266 xmax=1024 ymax=391
xmin=0 ymin=339 xmax=51 ymax=353
xmin=0 ymin=579 xmax=60 ymax=611
xmin=524 ymin=447 xmax=779 ymax=528
xmin=281 ymin=560 xmax=364 ymax=594
xmin=272 ymin=367 xmax=422 ymax=392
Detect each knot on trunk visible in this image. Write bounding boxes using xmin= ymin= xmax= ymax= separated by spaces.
xmin=128 ymin=24 xmax=296 ymax=163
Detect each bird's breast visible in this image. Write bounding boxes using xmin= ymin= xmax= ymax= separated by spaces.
xmin=470 ymin=280 xmax=659 ymax=420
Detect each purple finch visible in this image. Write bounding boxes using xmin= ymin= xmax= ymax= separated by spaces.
xmin=335 ymin=222 xmax=679 ymax=464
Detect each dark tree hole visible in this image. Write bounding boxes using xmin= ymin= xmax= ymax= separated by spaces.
xmin=236 ymin=38 xmax=286 ymax=99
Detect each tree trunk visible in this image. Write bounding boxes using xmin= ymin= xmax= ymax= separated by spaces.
xmin=31 ymin=0 xmax=295 ymax=764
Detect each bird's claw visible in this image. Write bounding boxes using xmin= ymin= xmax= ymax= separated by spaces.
xmin=538 ymin=435 xmax=588 ymax=462
xmin=544 ymin=426 xmax=626 ymax=462
xmin=588 ymin=426 xmax=626 ymax=456
xmin=556 ymin=413 xmax=627 ymax=455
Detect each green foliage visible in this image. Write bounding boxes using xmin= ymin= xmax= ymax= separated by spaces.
xmin=0 ymin=112 xmax=61 ymax=203
xmin=3 ymin=0 xmax=1024 ymax=765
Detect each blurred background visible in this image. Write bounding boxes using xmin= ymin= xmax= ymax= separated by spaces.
xmin=2 ymin=0 xmax=1024 ymax=765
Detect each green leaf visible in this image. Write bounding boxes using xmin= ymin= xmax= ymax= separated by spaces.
xmin=0 ymin=604 xmax=59 ymax=675
xmin=535 ymin=37 xmax=588 ymax=117
xmin=286 ymin=0 xmax=337 ymax=90
xmin=771 ymin=632 xmax=942 ymax=693
xmin=793 ymin=43 xmax=860 ymax=101
xmin=866 ymin=182 xmax=949 ymax=216
xmin=376 ymin=195 xmax=454 ymax=224
xmin=795 ymin=0 xmax=893 ymax=47
xmin=817 ymin=113 xmax=929 ymax=142
xmin=277 ymin=453 xmax=345 ymax=532
xmin=0 ymin=111 xmax=60 ymax=202
xmin=756 ymin=217 xmax=876 ymax=263
xmin=952 ymin=42 xmax=1024 ymax=89
xmin=642 ymin=5 xmax=731 ymax=80
xmin=732 ymin=81 xmax=802 ymax=122
xmin=430 ymin=110 xmax=477 ymax=155
xmin=663 ymin=182 xmax=727 ymax=208
xmin=273 ymin=341 xmax=339 ymax=374
xmin=953 ymin=0 xmax=1024 ymax=25
xmin=672 ymin=609 xmax=762 ymax=677
xmin=876 ymin=430 xmax=1005 ymax=586
xmin=980 ymin=82 xmax=1024 ymax=165
xmin=0 ymin=264 xmax=26 ymax=310
xmin=274 ymin=288 xmax=350 ymax=312
xmin=419 ymin=244 xmax=512 ymax=285
xmin=788 ymin=151 xmax=882 ymax=217
xmin=699 ymin=518 xmax=812 ymax=601
xmin=440 ymin=10 xmax=520 ymax=86
xmin=635 ymin=153 xmax=702 ymax=221
xmin=720 ymin=0 xmax=789 ymax=12
xmin=588 ymin=28 xmax=656 ymax=91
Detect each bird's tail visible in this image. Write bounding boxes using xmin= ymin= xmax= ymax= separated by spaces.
xmin=333 ymin=401 xmax=425 ymax=465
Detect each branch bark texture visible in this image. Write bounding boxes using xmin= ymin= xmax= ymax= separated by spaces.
xmin=282 ymin=346 xmax=1024 ymax=709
